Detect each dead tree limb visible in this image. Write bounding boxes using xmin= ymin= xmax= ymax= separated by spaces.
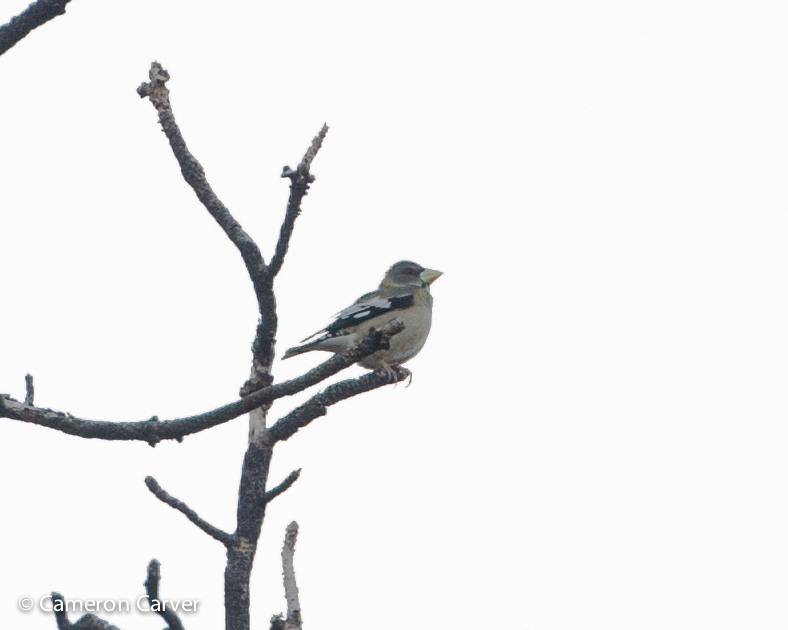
xmin=146 ymin=476 xmax=234 ymax=546
xmin=268 ymin=365 xmax=410 ymax=443
xmin=137 ymin=61 xmax=331 ymax=630
xmin=0 ymin=318 xmax=403 ymax=443
xmin=52 ymin=560 xmax=183 ymax=630
xmin=0 ymin=0 xmax=74 ymax=57
xmin=281 ymin=522 xmax=303 ymax=630
xmin=52 ymin=592 xmax=119 ymax=630
xmin=4 ymin=59 xmax=412 ymax=630
xmin=144 ymin=560 xmax=185 ymax=630
xmin=265 ymin=469 xmax=302 ymax=504
xmin=269 ymin=125 xmax=329 ymax=278
xmin=137 ymin=63 xmax=267 ymax=296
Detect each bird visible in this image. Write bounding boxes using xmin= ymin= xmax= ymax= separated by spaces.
xmin=282 ymin=261 xmax=442 ymax=380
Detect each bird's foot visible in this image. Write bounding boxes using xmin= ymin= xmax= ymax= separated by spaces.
xmin=376 ymin=361 xmax=399 ymax=383
xmin=393 ymin=366 xmax=412 ymax=388
xmin=376 ymin=363 xmax=413 ymax=387
xmin=375 ymin=362 xmax=410 ymax=386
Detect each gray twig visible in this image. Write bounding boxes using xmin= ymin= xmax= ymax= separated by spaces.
xmin=24 ymin=373 xmax=34 ymax=406
xmin=269 ymin=124 xmax=329 ymax=278
xmin=146 ymin=476 xmax=233 ymax=546
xmin=144 ymin=560 xmax=185 ymax=630
xmin=281 ymin=522 xmax=302 ymax=630
xmin=137 ymin=62 xmax=268 ymax=302
xmin=265 ymin=469 xmax=302 ymax=504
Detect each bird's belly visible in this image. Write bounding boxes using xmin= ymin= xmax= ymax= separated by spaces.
xmin=358 ymin=306 xmax=432 ymax=369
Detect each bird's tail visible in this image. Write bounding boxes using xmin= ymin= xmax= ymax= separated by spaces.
xmin=282 ymin=341 xmax=318 ymax=360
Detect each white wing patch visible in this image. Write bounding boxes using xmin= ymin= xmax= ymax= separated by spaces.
xmin=299 ymin=292 xmax=412 ymax=343
xmin=337 ymin=295 xmax=391 ymax=319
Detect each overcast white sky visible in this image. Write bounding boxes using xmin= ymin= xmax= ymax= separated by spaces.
xmin=2 ymin=1 xmax=788 ymax=629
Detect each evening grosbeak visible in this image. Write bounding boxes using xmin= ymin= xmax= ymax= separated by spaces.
xmin=283 ymin=261 xmax=442 ymax=377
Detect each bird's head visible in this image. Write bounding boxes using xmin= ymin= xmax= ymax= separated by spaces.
xmin=382 ymin=260 xmax=443 ymax=289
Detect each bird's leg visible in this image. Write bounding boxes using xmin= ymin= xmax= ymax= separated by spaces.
xmin=375 ymin=361 xmax=399 ymax=384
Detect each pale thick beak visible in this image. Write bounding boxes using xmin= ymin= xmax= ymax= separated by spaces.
xmin=420 ymin=268 xmax=443 ymax=285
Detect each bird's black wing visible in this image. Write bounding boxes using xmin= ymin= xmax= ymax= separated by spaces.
xmin=325 ymin=293 xmax=414 ymax=334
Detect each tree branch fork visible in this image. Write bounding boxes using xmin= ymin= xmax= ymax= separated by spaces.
xmin=53 ymin=560 xmax=184 ymax=630
xmin=3 ymin=60 xmax=412 ymax=630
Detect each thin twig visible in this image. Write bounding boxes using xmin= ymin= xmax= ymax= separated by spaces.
xmin=145 ymin=476 xmax=233 ymax=546
xmin=268 ymin=124 xmax=329 ymax=278
xmin=24 ymin=373 xmax=34 ymax=406
xmin=0 ymin=319 xmax=405 ymax=443
xmin=0 ymin=0 xmax=73 ymax=57
xmin=265 ymin=469 xmax=302 ymax=504
xmin=297 ymin=124 xmax=329 ymax=176
xmin=144 ymin=560 xmax=185 ymax=630
xmin=137 ymin=62 xmax=268 ymax=300
xmin=281 ymin=521 xmax=302 ymax=630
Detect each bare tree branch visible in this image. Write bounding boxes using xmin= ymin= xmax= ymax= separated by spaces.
xmin=281 ymin=522 xmax=302 ymax=630
xmin=0 ymin=317 xmax=405 ymax=443
xmin=268 ymin=364 xmax=410 ymax=443
xmin=249 ymin=122 xmax=329 ymax=422
xmin=137 ymin=62 xmax=268 ymax=300
xmin=136 ymin=66 xmax=332 ymax=442
xmin=144 ymin=559 xmax=185 ymax=630
xmin=268 ymin=124 xmax=329 ymax=278
xmin=52 ymin=560 xmax=185 ymax=630
xmin=52 ymin=592 xmax=120 ymax=630
xmin=146 ymin=476 xmax=234 ymax=546
xmin=5 ymin=52 xmax=420 ymax=630
xmin=264 ymin=469 xmax=302 ymax=504
xmin=0 ymin=0 xmax=73 ymax=57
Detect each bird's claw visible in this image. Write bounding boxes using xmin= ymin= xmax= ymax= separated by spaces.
xmin=377 ymin=362 xmax=398 ymax=384
xmin=376 ymin=363 xmax=412 ymax=387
